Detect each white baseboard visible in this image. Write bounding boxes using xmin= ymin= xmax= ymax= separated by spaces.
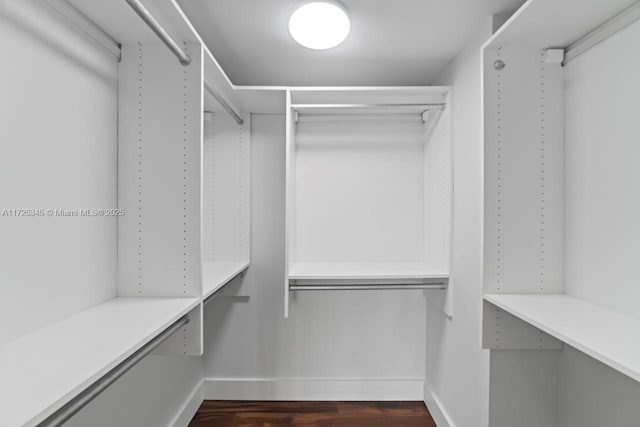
xmin=204 ymin=378 xmax=424 ymax=401
xmin=170 ymin=379 xmax=204 ymax=427
xmin=424 ymin=383 xmax=454 ymax=427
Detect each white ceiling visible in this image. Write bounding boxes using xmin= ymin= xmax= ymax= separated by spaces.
xmin=177 ymin=0 xmax=525 ymax=86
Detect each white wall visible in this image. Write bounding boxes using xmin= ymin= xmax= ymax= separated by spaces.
xmin=425 ymin=22 xmax=493 ymax=427
xmin=564 ymin=18 xmax=640 ymax=319
xmin=558 ymin=347 xmax=640 ymax=427
xmin=294 ymin=118 xmax=425 ymax=263
xmin=202 ymin=114 xmax=427 ymax=400
xmin=559 ymin=18 xmax=640 ymax=427
xmin=0 ymin=0 xmax=117 ymax=344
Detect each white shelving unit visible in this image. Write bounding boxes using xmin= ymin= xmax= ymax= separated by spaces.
xmin=484 ymin=294 xmax=640 ymax=383
xmin=482 ymin=0 xmax=640 ymax=425
xmin=0 ymin=0 xmax=251 ymax=424
xmin=0 ymin=297 xmax=199 ymax=427
xmin=284 ymin=88 xmax=452 ymax=316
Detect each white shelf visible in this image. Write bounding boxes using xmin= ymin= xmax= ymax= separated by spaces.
xmin=202 ymin=261 xmax=250 ymax=299
xmin=0 ymin=297 xmax=199 ymax=427
xmin=485 ymin=0 xmax=636 ymax=48
xmin=68 ymin=0 xmax=200 ymax=44
xmin=289 ymin=262 xmax=449 ymax=281
xmin=484 ymin=294 xmax=640 ymax=383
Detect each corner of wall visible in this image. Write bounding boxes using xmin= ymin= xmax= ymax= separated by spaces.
xmin=170 ymin=378 xmax=204 ymax=427
xmin=424 ymin=381 xmax=454 ymax=427
xmin=424 ymin=18 xmax=494 ymax=427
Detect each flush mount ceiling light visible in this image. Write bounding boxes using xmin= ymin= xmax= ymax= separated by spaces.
xmin=288 ymin=1 xmax=351 ymax=50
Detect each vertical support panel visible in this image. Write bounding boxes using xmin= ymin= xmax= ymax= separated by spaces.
xmin=483 ymin=47 xmax=564 ymax=345
xmin=202 ymin=112 xmax=250 ymax=263
xmin=202 ymin=111 xmax=251 ymax=296
xmin=239 ymin=116 xmax=251 ymax=271
xmin=483 ymin=47 xmax=564 ymax=297
xmin=424 ymin=104 xmax=452 ymax=272
xmin=489 ymin=350 xmax=559 ymax=427
xmin=423 ymin=102 xmax=452 ymax=316
xmin=118 ymin=43 xmax=203 ymax=354
xmin=483 ymin=46 xmax=564 ymax=427
xmin=202 ymin=112 xmax=216 ymax=265
xmin=284 ymin=91 xmax=295 ymax=317
xmin=118 ymin=42 xmax=203 ymax=298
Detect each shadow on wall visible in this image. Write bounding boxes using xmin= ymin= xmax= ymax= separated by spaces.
xmin=2 ymin=0 xmax=117 ymax=86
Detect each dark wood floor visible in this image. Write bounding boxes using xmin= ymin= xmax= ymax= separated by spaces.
xmin=189 ymin=401 xmax=437 ymax=427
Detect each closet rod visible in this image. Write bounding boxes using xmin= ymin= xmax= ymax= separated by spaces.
xmin=204 ymin=270 xmax=247 ymax=306
xmin=124 ymin=0 xmax=191 ymax=66
xmin=291 ymin=103 xmax=446 ymax=110
xmin=290 ymin=283 xmax=447 ymax=291
xmin=45 ymin=0 xmax=121 ymax=60
xmin=37 ymin=315 xmax=190 ymax=427
xmin=205 ymin=80 xmax=244 ymax=125
xmin=563 ymin=1 xmax=640 ymax=65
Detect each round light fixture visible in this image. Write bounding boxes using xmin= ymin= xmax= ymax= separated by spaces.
xmin=288 ymin=2 xmax=351 ymax=50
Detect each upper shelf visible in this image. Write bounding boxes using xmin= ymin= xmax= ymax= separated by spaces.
xmin=0 ymin=297 xmax=199 ymax=427
xmin=289 ymin=262 xmax=449 ymax=282
xmin=485 ymin=0 xmax=638 ymax=49
xmin=202 ymin=261 xmax=249 ymax=299
xmin=67 ymin=0 xmax=199 ymax=44
xmin=290 ymin=87 xmax=449 ymax=107
xmin=289 ymin=87 xmax=448 ymax=128
xmin=484 ymin=293 xmax=640 ymax=383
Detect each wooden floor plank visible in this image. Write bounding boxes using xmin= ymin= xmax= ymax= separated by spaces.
xmin=189 ymin=401 xmax=437 ymax=427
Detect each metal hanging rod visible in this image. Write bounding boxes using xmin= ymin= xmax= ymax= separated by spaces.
xmin=294 ymin=113 xmax=428 ymax=124
xmin=290 ymin=283 xmax=447 ymax=291
xmin=563 ymin=1 xmax=640 ymax=66
xmin=45 ymin=0 xmax=121 ymax=60
xmin=203 ymin=270 xmax=246 ymax=307
xmin=38 ymin=315 xmax=190 ymax=427
xmin=204 ymin=80 xmax=244 ymax=125
xmin=124 ymin=0 xmax=191 ymax=66
xmin=291 ymin=103 xmax=446 ymax=111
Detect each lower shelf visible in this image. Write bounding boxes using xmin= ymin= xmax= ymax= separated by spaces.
xmin=202 ymin=261 xmax=250 ymax=299
xmin=484 ymin=293 xmax=640 ymax=383
xmin=0 ymin=297 xmax=199 ymax=427
xmin=288 ymin=262 xmax=449 ymax=282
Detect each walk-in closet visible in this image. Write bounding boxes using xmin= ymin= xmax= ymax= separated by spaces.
xmin=1 ymin=0 xmax=639 ymax=426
